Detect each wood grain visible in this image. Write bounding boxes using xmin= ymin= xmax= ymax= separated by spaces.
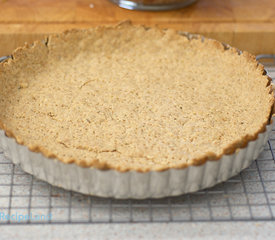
xmin=0 ymin=0 xmax=274 ymax=56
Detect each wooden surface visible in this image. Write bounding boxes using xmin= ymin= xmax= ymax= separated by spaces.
xmin=0 ymin=0 xmax=274 ymax=56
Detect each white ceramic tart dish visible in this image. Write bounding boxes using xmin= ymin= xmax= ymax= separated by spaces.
xmin=0 ymin=22 xmax=274 ymax=198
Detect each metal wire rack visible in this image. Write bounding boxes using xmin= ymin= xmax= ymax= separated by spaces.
xmin=0 ymin=55 xmax=275 ymax=224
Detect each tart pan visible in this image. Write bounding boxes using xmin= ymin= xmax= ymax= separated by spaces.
xmin=0 ymin=27 xmax=273 ymax=198
xmin=0 ymin=117 xmax=273 ymax=199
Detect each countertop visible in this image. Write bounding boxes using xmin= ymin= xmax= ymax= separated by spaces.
xmin=0 ymin=0 xmax=275 ymax=55
xmin=1 ymin=222 xmax=275 ymax=239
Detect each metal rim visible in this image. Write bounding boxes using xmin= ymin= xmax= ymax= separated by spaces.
xmin=109 ymin=0 xmax=197 ymax=11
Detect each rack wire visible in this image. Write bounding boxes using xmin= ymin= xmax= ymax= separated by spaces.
xmin=0 ymin=55 xmax=275 ymax=224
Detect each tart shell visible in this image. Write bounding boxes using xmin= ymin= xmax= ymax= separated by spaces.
xmin=0 ymin=23 xmax=274 ymax=198
xmin=0 ymin=24 xmax=274 ymax=173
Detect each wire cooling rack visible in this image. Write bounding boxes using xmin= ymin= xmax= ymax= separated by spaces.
xmin=0 ymin=55 xmax=275 ymax=224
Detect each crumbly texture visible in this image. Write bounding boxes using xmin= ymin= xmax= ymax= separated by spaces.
xmin=0 ymin=22 xmax=273 ymax=172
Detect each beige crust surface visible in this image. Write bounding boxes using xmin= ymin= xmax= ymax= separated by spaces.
xmin=0 ymin=22 xmax=273 ymax=172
